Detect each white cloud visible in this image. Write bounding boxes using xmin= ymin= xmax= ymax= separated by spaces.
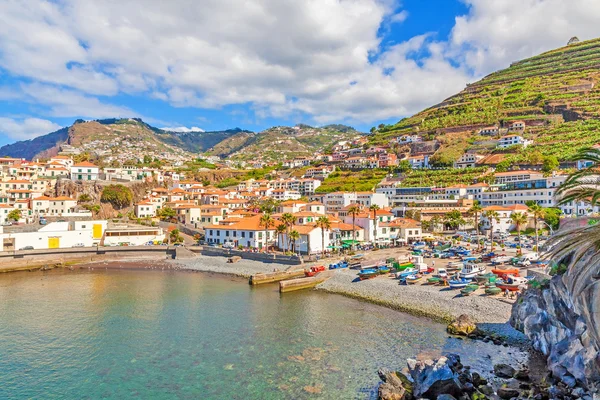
xmin=1 ymin=0 xmax=600 ymax=126
xmin=0 ymin=117 xmax=62 ymax=140
xmin=160 ymin=126 xmax=205 ymax=133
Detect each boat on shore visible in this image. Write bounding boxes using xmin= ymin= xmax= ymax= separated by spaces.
xmin=378 ymin=265 xmax=391 ymax=274
xmin=460 ymin=285 xmax=478 ymax=296
xmin=446 ymin=262 xmax=463 ymax=272
xmin=460 ymin=263 xmax=486 ymax=279
xmin=495 ymin=276 xmax=528 ymax=292
xmin=394 ymin=261 xmax=414 ymax=271
xmin=358 ymin=266 xmax=379 ymax=280
xmin=427 ymin=276 xmax=442 ymax=285
xmin=405 ymin=274 xmax=423 ymax=284
xmin=492 ymin=266 xmax=520 ymax=278
xmin=396 ymin=267 xmax=418 ymax=279
xmin=474 ymin=272 xmax=497 ymax=284
xmin=485 ymin=286 xmax=502 ymax=295
xmin=449 ymin=278 xmax=472 ymax=289
xmin=305 ymin=266 xmax=326 ymax=277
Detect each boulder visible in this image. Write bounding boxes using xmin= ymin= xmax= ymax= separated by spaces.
xmin=407 ymin=354 xmax=463 ymax=399
xmin=493 ymin=364 xmax=516 ymax=379
xmin=378 ymin=369 xmax=411 ymax=400
xmin=436 ymin=395 xmax=457 ymax=400
xmin=514 ymin=368 xmax=530 ymax=381
xmin=497 ymin=387 xmax=521 ymax=399
xmin=447 ymin=315 xmax=477 ymax=336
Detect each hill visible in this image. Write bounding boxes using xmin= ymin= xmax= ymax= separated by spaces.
xmin=373 ymin=37 xmax=600 ymax=165
xmin=0 ymin=118 xmax=252 ymax=162
xmin=208 ymin=124 xmax=363 ymax=161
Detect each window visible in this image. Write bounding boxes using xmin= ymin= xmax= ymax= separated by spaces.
xmin=249 ymin=232 xmax=253 ymax=239
xmin=216 ymin=231 xmax=220 ymax=237
xmin=242 ymin=232 xmax=246 ymax=238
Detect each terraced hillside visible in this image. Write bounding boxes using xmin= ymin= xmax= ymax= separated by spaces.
xmin=374 ymin=37 xmax=600 ymax=165
xmin=207 ymin=124 xmax=363 ymax=161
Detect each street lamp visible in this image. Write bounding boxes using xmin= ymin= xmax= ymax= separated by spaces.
xmin=540 ymin=221 xmax=554 ymax=236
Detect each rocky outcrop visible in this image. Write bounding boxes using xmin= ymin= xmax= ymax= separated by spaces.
xmin=447 ymin=314 xmax=477 ymax=336
xmin=406 ymin=355 xmax=463 ymax=399
xmin=511 ymin=273 xmax=600 ymax=392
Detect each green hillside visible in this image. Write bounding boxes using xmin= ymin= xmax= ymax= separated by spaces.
xmin=373 ymin=37 xmax=600 ymax=165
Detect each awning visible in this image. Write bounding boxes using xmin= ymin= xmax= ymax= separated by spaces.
xmin=341 ymin=240 xmax=360 ymax=244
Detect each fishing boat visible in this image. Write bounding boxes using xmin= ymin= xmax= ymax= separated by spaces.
xmin=378 ymin=265 xmax=391 ymax=274
xmin=459 ymin=263 xmax=486 ymax=279
xmin=460 ymin=286 xmax=477 ymax=296
xmin=405 ymin=274 xmax=423 ymax=284
xmin=426 ymin=276 xmax=442 ymax=285
xmin=394 ymin=261 xmax=414 ymax=271
xmin=475 ymin=272 xmax=497 ymax=284
xmin=491 ymin=267 xmax=520 ymax=278
xmin=446 ymin=262 xmax=463 ymax=272
xmin=305 ymin=265 xmax=326 ymax=277
xmin=449 ymin=278 xmax=472 ymax=289
xmin=329 ymin=261 xmax=348 ymax=270
xmin=358 ymin=268 xmax=379 ymax=280
xmin=396 ymin=267 xmax=418 ymax=279
xmin=485 ymin=287 xmax=502 ymax=295
xmin=495 ymin=276 xmax=528 ymax=292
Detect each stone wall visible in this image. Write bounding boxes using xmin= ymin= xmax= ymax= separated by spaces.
xmin=193 ymin=246 xmax=303 ymax=265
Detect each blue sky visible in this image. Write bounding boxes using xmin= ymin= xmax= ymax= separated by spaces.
xmin=1 ymin=0 xmax=599 ymax=146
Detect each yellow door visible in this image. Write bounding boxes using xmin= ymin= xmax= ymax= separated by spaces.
xmin=93 ymin=224 xmax=103 ymax=239
xmin=48 ymin=237 xmax=59 ymax=249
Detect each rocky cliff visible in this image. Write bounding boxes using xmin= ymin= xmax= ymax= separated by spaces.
xmin=511 ymin=272 xmax=600 ymax=392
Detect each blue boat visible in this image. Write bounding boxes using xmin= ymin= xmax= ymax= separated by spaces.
xmin=396 ymin=267 xmax=418 ymax=279
xmin=358 ymin=268 xmax=378 ymax=280
xmin=329 ymin=261 xmax=348 ymax=270
xmin=449 ymin=278 xmax=472 ymax=289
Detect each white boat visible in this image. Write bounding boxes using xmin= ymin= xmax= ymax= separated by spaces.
xmin=460 ymin=263 xmax=486 ymax=279
xmin=396 ymin=268 xmax=417 ymax=279
xmin=449 ymin=278 xmax=471 ymax=289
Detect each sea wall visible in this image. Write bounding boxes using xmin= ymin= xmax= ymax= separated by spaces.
xmin=510 ymin=273 xmax=600 ymax=391
xmin=190 ymin=246 xmax=304 ymax=265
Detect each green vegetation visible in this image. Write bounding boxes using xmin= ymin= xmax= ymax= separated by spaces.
xmin=315 ymin=169 xmax=388 ymax=193
xmin=214 ymin=165 xmax=281 ymax=188
xmin=399 ymin=167 xmax=487 ymax=187
xmin=7 ymin=209 xmax=21 ymax=222
xmin=157 ymin=207 xmax=176 ymax=221
xmin=78 ymin=194 xmax=92 ymax=203
xmin=369 ymin=37 xmax=600 ymax=162
xmin=100 ymin=184 xmax=133 ymax=209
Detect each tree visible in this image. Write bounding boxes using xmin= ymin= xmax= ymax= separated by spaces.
xmin=526 ymin=201 xmax=546 ymax=251
xmin=169 ymin=228 xmax=182 ymax=244
xmin=276 ymin=224 xmax=287 ymax=252
xmin=157 ymin=207 xmax=176 ymax=221
xmin=397 ymin=159 xmax=412 ymax=173
xmin=259 ymin=213 xmax=275 ymax=253
xmin=259 ymin=198 xmax=279 ymax=214
xmin=542 ymin=155 xmax=559 ymax=175
xmin=444 ymin=210 xmax=465 ymax=231
xmin=510 ymin=212 xmax=528 ymax=255
xmin=347 ymin=204 xmax=361 ymax=249
xmin=314 ymin=216 xmax=331 ymax=257
xmin=289 ymin=230 xmax=300 ymax=254
xmin=526 ymin=150 xmax=544 ymax=165
xmin=495 ymin=159 xmax=512 ymax=173
xmin=468 ymin=203 xmax=483 ymax=249
xmin=429 ymin=215 xmax=442 ymax=232
xmin=100 ymin=184 xmax=133 ymax=209
xmin=7 ymin=209 xmax=21 ymax=222
xmin=369 ymin=204 xmax=380 ymax=245
xmin=78 ymin=194 xmax=92 ymax=203
xmin=483 ymin=210 xmax=500 ymax=252
xmin=280 ymin=213 xmax=296 ymax=252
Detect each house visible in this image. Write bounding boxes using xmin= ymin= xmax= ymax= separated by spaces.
xmin=480 ymin=205 xmax=532 ymax=233
xmin=407 ymin=155 xmax=430 ymax=169
xmin=381 ymin=218 xmax=422 ymax=243
xmin=478 ymin=126 xmax=499 ymax=136
xmin=0 ymin=220 xmax=108 ymax=250
xmin=277 ymin=225 xmax=328 ymax=255
xmin=70 ymin=162 xmax=100 ymax=181
xmin=31 ymin=196 xmax=77 ymax=216
xmin=507 ymin=121 xmax=526 ymax=132
xmin=323 ymin=192 xmax=357 ymax=213
xmin=497 ymin=135 xmax=531 ymax=149
xmin=396 ymin=135 xmax=421 ymax=144
xmin=454 ymin=153 xmax=484 ymax=168
xmin=378 ymin=152 xmax=398 ymax=168
xmin=135 ymin=201 xmax=157 ymax=218
xmin=204 ymin=214 xmax=276 ymax=250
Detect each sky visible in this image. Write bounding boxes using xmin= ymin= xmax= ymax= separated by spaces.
xmin=1 ymin=0 xmax=600 ymax=146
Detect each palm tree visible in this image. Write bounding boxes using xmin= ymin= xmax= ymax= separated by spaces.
xmin=527 ymin=202 xmax=546 ymax=251
xmin=259 ymin=213 xmax=275 ymax=253
xmin=369 ymin=204 xmax=380 ymax=246
xmin=289 ymin=230 xmax=300 ymax=254
xmin=510 ymin=212 xmax=528 ymax=255
xmin=281 ymin=213 xmax=296 ymax=252
xmin=468 ymin=203 xmax=483 ymax=249
xmin=314 ymin=216 xmax=331 ymax=257
xmin=276 ymin=223 xmax=287 ymax=252
xmin=347 ymin=204 xmax=361 ymax=249
xmin=483 ymin=210 xmax=500 ymax=252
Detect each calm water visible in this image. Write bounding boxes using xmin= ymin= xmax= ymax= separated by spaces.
xmin=0 ymin=269 xmax=523 ymax=399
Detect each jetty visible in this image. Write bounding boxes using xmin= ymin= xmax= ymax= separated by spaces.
xmin=249 ymin=269 xmax=306 ymax=285
xmin=279 ymin=270 xmax=335 ymax=293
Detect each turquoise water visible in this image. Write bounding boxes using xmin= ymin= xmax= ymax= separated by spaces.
xmin=0 ymin=269 xmax=521 ymax=399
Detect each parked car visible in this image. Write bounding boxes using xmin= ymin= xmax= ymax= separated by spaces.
xmin=20 ymin=246 xmax=34 ymax=250
xmin=223 ymin=241 xmax=235 ymax=249
xmin=39 ymin=218 xmax=47 ymax=225
xmin=72 ymin=243 xmax=85 ymax=248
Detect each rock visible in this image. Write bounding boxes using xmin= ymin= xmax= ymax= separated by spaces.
xmin=447 ymin=315 xmax=477 ymax=336
xmin=493 ymin=364 xmax=516 ymax=379
xmin=378 ymin=369 xmax=410 ymax=400
xmin=477 ymin=385 xmax=494 ymax=396
xmin=471 ymin=372 xmax=483 ymax=387
xmin=571 ymin=387 xmax=586 ymax=398
xmin=470 ymin=391 xmax=488 ymax=400
xmin=497 ymin=387 xmax=520 ymax=399
xmin=436 ymin=395 xmax=457 ymax=400
xmin=407 ymin=355 xmax=463 ymax=399
xmin=303 ymin=385 xmax=322 ymax=394
xmin=514 ymin=368 xmax=530 ymax=381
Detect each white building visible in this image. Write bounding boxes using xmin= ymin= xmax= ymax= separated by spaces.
xmin=454 ymin=153 xmax=484 ymax=169
xmin=277 ymin=225 xmax=329 ymax=255
xmin=407 ymin=155 xmax=430 ymax=169
xmin=355 ymin=192 xmax=389 ymax=208
xmin=70 ymin=162 xmax=100 ymax=181
xmin=497 ymin=135 xmax=531 ymax=149
xmin=204 ymin=215 xmax=276 ymax=250
xmin=323 ymin=192 xmax=358 ymax=213
xmin=480 ymin=205 xmax=531 ymax=233
xmin=135 ymin=201 xmax=157 ymax=218
xmin=31 ymin=196 xmax=78 ymax=216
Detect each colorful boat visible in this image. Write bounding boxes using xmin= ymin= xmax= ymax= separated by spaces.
xmin=396 ymin=268 xmax=418 ymax=279
xmin=460 ymin=287 xmax=477 ymax=296
xmin=475 ymin=273 xmax=497 ymax=284
xmin=405 ymin=274 xmax=423 ymax=284
xmin=305 ymin=265 xmax=326 ymax=277
xmin=329 ymin=261 xmax=348 ymax=270
xmin=449 ymin=278 xmax=471 ymax=289
xmin=495 ymin=276 xmax=528 ymax=292
xmin=427 ymin=276 xmax=442 ymax=285
xmin=378 ymin=265 xmax=391 ymax=274
xmin=491 ymin=267 xmax=520 ymax=278
xmin=358 ymin=268 xmax=379 ymax=280
xmin=460 ymin=263 xmax=486 ymax=279
xmin=394 ymin=261 xmax=414 ymax=271
xmin=485 ymin=287 xmax=502 ymax=295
